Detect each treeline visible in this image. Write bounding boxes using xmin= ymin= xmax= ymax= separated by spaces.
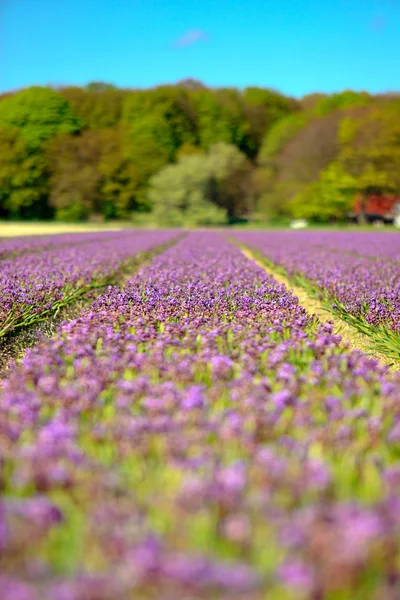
xmin=257 ymin=91 xmax=400 ymax=223
xmin=0 ymin=80 xmax=399 ymax=224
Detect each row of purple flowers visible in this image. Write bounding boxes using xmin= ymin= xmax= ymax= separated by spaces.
xmin=233 ymin=231 xmax=400 ymax=358
xmin=0 ymin=230 xmax=176 ymax=338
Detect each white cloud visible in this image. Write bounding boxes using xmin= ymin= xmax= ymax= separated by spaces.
xmin=173 ymin=29 xmax=209 ymax=48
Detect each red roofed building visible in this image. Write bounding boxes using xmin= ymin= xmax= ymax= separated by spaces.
xmin=352 ymin=194 xmax=400 ymax=224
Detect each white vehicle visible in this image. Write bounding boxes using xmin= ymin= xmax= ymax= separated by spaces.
xmin=290 ymin=219 xmax=308 ymax=230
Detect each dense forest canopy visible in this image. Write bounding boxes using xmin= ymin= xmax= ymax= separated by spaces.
xmin=0 ymin=82 xmax=398 ymax=224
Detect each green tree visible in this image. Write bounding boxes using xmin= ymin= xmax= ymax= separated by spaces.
xmin=214 ymin=88 xmax=254 ymax=155
xmin=192 ymin=90 xmax=251 ymax=153
xmin=0 ymin=127 xmax=50 ymax=219
xmin=122 ymin=88 xmax=198 ymax=157
xmin=85 ymin=82 xmax=118 ymax=92
xmin=121 ymin=88 xmax=198 ymax=201
xmin=313 ymin=90 xmax=371 ymax=117
xmin=121 ymin=113 xmax=175 ymax=208
xmin=0 ymin=87 xmax=81 ymax=149
xmin=47 ymin=127 xmax=144 ymax=221
xmin=289 ymin=163 xmax=356 ymax=222
xmin=98 ymin=127 xmax=148 ymax=218
xmin=243 ymin=87 xmax=299 ymax=156
xmin=60 ymin=86 xmax=125 ymax=130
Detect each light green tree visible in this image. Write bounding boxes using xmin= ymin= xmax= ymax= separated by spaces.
xmin=148 ymin=143 xmax=254 ymax=225
xmin=0 ymin=87 xmax=81 ymax=149
xmin=289 ymin=163 xmax=356 ymax=222
xmin=148 ymin=154 xmax=227 ymax=226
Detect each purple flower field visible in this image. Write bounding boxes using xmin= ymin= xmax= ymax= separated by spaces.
xmin=233 ymin=231 xmax=400 ymax=359
xmin=0 ymin=231 xmax=129 ymax=260
xmin=1 ymin=231 xmax=400 ymax=599
xmin=0 ymin=230 xmax=176 ymax=338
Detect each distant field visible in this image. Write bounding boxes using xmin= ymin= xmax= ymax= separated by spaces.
xmin=0 ymin=221 xmax=127 ymax=237
xmin=1 ymin=220 xmax=400 ymax=237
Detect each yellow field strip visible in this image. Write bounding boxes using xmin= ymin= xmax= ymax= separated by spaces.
xmin=241 ymin=247 xmax=395 ymax=370
xmin=0 ymin=224 xmax=124 ymax=237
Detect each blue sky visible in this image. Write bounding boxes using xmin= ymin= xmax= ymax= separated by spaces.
xmin=1 ymin=0 xmax=399 ymax=97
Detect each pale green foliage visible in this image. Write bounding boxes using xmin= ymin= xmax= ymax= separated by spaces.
xmin=148 ymin=142 xmax=254 ymax=225
xmin=149 ymin=154 xmax=227 ymax=226
xmin=208 ymin=142 xmax=247 ymax=180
